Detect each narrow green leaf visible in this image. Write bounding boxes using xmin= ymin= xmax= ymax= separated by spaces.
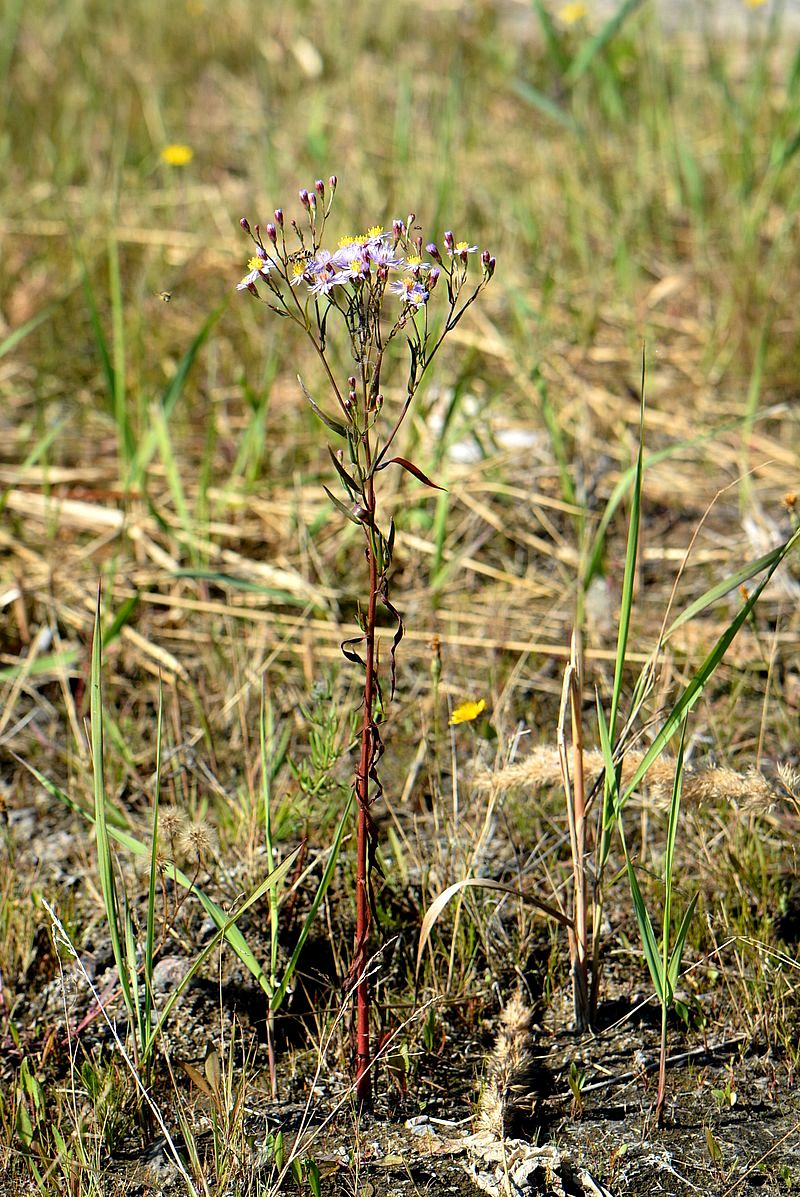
xmin=665 ymin=541 xmax=790 ymax=637
xmin=148 ymin=848 xmax=300 ymax=1043
xmin=271 ymin=792 xmax=354 ymax=1010
xmin=19 ymin=756 xmax=277 ymax=996
xmin=133 ymin=304 xmax=224 ymax=483
xmin=0 ymin=303 xmax=57 ymax=362
xmin=327 ymin=444 xmax=360 ymax=497
xmin=297 ymin=374 xmax=349 ymax=438
xmin=621 ymin=524 xmax=800 ymax=805
xmin=323 ymin=485 xmax=363 ymax=526
xmin=668 ymin=893 xmax=699 ymax=993
xmin=608 ymin=356 xmax=645 ymax=745
xmin=620 ymin=827 xmax=665 ymax=1003
xmin=530 ymin=0 xmax=570 ymax=72
xmin=511 ymin=78 xmax=580 ymax=133
xmin=565 ymin=0 xmax=645 ymax=84
xmin=90 ymin=590 xmax=135 ymax=1024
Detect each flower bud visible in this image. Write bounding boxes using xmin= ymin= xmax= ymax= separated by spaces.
xmin=348 ymin=376 xmax=356 ymax=389
xmin=485 ymin=255 xmax=496 ymax=277
xmin=375 ymin=393 xmax=384 ymax=412
xmin=240 ymin=216 xmax=251 ymax=234
xmin=393 ymin=219 xmax=405 ymax=238
xmin=377 ymin=263 xmax=389 ymax=282
xmin=407 ymin=213 xmax=415 ymax=229
xmin=315 ymin=178 xmax=325 ymax=198
xmin=426 ymin=242 xmax=441 ymax=262
xmin=348 ymin=390 xmax=357 ymax=406
xmin=274 ymin=208 xmax=284 ymax=226
xmin=443 ymin=230 xmax=454 ymax=251
xmin=329 ymin=175 xmax=338 ymax=191
xmin=428 ymin=267 xmax=440 ymax=289
xmin=266 ymin=223 xmax=277 ymax=243
xmin=299 ymin=188 xmax=310 ymax=208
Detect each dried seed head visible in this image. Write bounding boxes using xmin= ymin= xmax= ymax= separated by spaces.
xmin=159 ymin=807 xmax=187 ymax=843
xmin=179 ymin=818 xmax=217 ymax=862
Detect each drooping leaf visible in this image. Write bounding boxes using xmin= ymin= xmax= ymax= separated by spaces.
xmin=376 ymin=456 xmax=445 ymax=490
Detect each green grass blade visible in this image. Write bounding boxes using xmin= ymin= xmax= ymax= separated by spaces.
xmin=511 ymin=78 xmax=580 ymax=133
xmin=107 ymin=236 xmax=135 ymax=476
xmin=608 ymin=355 xmax=645 ymax=744
xmin=19 ymin=755 xmax=277 ymax=997
xmin=538 ymin=376 xmax=576 ymax=510
xmin=623 ymin=837 xmax=665 ymax=1003
xmin=0 ymin=303 xmax=58 ymax=361
xmin=566 ymin=0 xmax=646 ymax=85
xmin=133 ymin=303 xmax=225 ymax=484
xmin=271 ymin=790 xmax=354 ymax=1011
xmin=530 ymin=0 xmax=570 ymax=72
xmin=621 ymin=524 xmax=800 ymax=805
xmin=598 ymin=696 xmax=664 ymax=1000
xmin=668 ymin=892 xmax=699 ymax=993
xmin=665 ymin=541 xmax=792 ymax=637
xmin=0 ymin=416 xmax=68 ymax=518
xmin=90 ymin=590 xmax=135 ymax=1025
xmin=260 ymin=679 xmax=280 ymax=985
xmin=149 ymin=848 xmax=301 ymax=1043
xmin=142 ymin=682 xmax=163 ymax=1060
xmin=663 ymin=718 xmax=688 ymax=917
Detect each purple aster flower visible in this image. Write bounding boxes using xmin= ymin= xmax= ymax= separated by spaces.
xmin=333 ymin=248 xmax=371 ymax=283
xmin=367 ymin=241 xmax=403 ymax=270
xmin=309 ymin=271 xmax=338 ymax=298
xmin=237 ymin=247 xmax=273 ymax=290
xmin=389 ymin=277 xmax=429 ymax=307
xmin=447 ymin=239 xmax=479 ymax=258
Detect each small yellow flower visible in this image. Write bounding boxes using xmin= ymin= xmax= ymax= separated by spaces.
xmin=160 ymin=143 xmax=194 ymax=167
xmin=743 ymin=0 xmax=767 ymax=7
xmin=559 ymin=2 xmax=587 ymax=23
xmin=449 ymin=698 xmax=487 ymax=725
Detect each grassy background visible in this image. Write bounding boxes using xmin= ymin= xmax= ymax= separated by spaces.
xmin=1 ymin=0 xmax=799 ymax=1190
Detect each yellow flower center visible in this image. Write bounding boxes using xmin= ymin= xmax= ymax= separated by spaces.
xmin=247 ymin=256 xmax=264 ymax=272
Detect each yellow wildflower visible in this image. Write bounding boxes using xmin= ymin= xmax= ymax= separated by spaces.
xmin=559 ymin=2 xmax=587 ymax=23
xmin=449 ymin=698 xmax=487 ymax=725
xmin=160 ymin=144 xmax=194 ymax=167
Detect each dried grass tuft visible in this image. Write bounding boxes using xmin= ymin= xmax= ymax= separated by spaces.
xmin=476 ymin=991 xmax=537 ymax=1139
xmin=477 ymin=749 xmax=780 ymax=815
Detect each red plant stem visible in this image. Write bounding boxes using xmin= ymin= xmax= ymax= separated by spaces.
xmin=354 ymin=485 xmax=379 ymax=1107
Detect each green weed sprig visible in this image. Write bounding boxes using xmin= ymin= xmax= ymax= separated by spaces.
xmin=238 ymin=177 xmax=494 ymax=1104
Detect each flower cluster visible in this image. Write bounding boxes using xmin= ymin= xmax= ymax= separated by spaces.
xmin=237 ymin=176 xmax=495 ymax=320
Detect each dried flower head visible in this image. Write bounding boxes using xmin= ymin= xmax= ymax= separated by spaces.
xmin=179 ymin=818 xmax=217 ymax=862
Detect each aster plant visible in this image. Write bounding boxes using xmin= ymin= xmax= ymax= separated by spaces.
xmin=238 ymin=177 xmax=495 ymax=1105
